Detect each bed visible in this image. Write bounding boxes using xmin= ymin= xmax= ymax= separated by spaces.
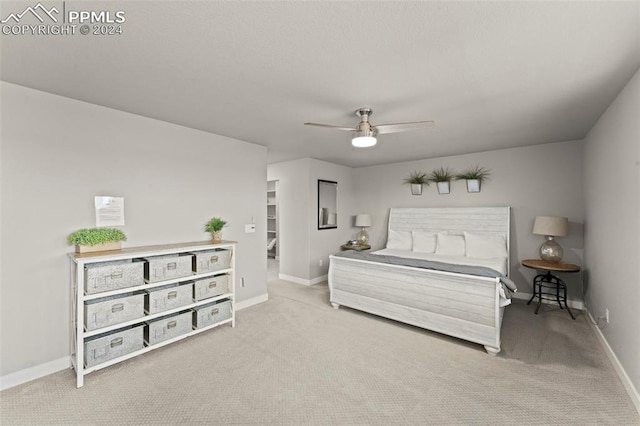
xmin=328 ymin=206 xmax=515 ymax=355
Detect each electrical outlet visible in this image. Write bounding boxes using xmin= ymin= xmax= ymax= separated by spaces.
xmin=319 ymin=259 xmax=323 ymax=267
xmin=605 ymin=308 xmax=610 ymax=323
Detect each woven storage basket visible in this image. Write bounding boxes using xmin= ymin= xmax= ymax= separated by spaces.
xmin=84 ymin=292 xmax=144 ymax=331
xmin=193 ymin=299 xmax=232 ymax=329
xmin=84 ymin=260 xmax=144 ymax=295
xmin=143 ymin=254 xmax=193 ymax=283
xmin=84 ymin=325 xmax=144 ymax=368
xmin=191 ymin=249 xmax=232 ymax=274
xmin=145 ymin=311 xmax=192 ymax=345
xmin=145 ymin=281 xmax=194 ymax=314
xmin=193 ymin=274 xmax=229 ymax=301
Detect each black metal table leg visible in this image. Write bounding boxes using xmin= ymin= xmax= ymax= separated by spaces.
xmin=530 ymin=272 xmax=575 ymax=320
xmin=534 ymin=274 xmax=543 ymax=314
xmin=527 ymin=274 xmax=545 ymax=305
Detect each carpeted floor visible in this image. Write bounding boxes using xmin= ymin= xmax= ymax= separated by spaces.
xmin=1 ymin=279 xmax=638 ymax=425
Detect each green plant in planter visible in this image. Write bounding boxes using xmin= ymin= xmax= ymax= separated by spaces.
xmin=455 ymin=165 xmax=491 ymax=193
xmin=403 ymin=171 xmax=429 ymax=185
xmin=427 ymin=167 xmax=455 ymax=194
xmin=206 ymin=217 xmax=228 ymax=242
xmin=403 ymin=171 xmax=429 ymax=195
xmin=67 ymin=228 xmax=127 ymax=250
xmin=427 ymin=167 xmax=454 ymax=183
xmin=205 ymin=217 xmax=228 ymax=233
xmin=455 ymin=165 xmax=491 ymax=182
xmin=67 ymin=228 xmax=127 ymax=246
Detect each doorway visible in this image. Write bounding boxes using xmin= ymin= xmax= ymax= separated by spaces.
xmin=267 ymin=180 xmax=279 ymax=281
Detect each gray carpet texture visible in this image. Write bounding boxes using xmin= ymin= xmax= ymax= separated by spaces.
xmin=1 ymin=279 xmax=638 ymax=425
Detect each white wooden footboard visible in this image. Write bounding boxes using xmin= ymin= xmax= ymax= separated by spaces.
xmin=328 ymin=256 xmax=504 ymax=355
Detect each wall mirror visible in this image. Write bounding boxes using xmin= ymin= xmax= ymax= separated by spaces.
xmin=318 ymin=180 xmax=338 ymax=230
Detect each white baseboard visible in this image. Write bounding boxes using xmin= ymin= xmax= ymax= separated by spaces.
xmin=586 ymin=310 xmax=640 ymax=415
xmin=310 ymin=274 xmax=328 ymax=285
xmin=0 ymin=356 xmax=70 ymax=391
xmin=278 ymin=273 xmax=311 ymax=285
xmin=512 ymin=291 xmax=584 ymax=310
xmin=278 ymin=273 xmax=327 ymax=286
xmin=235 ymin=293 xmax=269 ymax=311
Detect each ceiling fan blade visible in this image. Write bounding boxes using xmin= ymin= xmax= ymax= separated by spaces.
xmin=304 ymin=122 xmax=357 ymax=131
xmin=374 ymin=120 xmax=435 ymax=134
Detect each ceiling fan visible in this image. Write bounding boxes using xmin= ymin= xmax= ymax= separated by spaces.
xmin=304 ymin=108 xmax=435 ymax=148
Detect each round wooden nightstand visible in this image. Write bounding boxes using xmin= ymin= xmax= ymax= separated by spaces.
xmin=522 ymin=259 xmax=580 ymax=320
xmin=341 ymin=244 xmax=371 ymax=251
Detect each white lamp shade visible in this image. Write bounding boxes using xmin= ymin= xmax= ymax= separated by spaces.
xmin=352 ymin=128 xmax=377 ymax=148
xmin=355 ymin=214 xmax=372 ymax=227
xmin=352 ymin=136 xmax=377 ymax=148
xmin=533 ymin=216 xmax=569 ymax=237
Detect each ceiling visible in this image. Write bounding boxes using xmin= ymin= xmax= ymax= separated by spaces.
xmin=1 ymin=1 xmax=639 ymax=167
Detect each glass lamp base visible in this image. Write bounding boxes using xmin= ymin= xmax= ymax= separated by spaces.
xmin=357 ymin=228 xmax=369 ymax=245
xmin=540 ymin=237 xmax=563 ymax=263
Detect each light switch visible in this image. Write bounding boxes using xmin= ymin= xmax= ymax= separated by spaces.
xmin=245 ymin=224 xmax=256 ymax=233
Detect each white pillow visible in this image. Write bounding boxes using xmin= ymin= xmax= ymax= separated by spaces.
xmin=464 ymin=232 xmax=508 ymax=259
xmin=386 ymin=229 xmax=412 ymax=250
xmin=435 ymin=233 xmax=465 ymax=256
xmin=412 ymin=231 xmax=437 ymax=253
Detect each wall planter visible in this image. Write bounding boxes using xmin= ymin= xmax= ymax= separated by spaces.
xmin=455 ymin=166 xmax=491 ymax=193
xmin=403 ymin=171 xmax=428 ymax=196
xmin=437 ymin=181 xmax=450 ymax=194
xmin=466 ymin=179 xmax=480 ymax=193
xmin=427 ymin=167 xmax=454 ymax=195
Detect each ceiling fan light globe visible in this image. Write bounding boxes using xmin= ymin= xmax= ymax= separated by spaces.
xmin=352 ymin=136 xmax=377 ymax=148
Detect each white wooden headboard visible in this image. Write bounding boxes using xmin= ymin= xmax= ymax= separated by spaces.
xmin=388 ymin=206 xmax=511 ymax=272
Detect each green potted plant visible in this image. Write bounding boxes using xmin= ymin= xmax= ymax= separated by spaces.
xmin=67 ymin=227 xmax=127 ymax=253
xmin=427 ymin=167 xmax=455 ymax=194
xmin=403 ymin=171 xmax=429 ymax=195
xmin=205 ymin=217 xmax=228 ymax=242
xmin=455 ymin=165 xmax=491 ymax=193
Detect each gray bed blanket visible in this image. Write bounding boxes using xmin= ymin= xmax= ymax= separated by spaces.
xmin=333 ymin=251 xmax=517 ymax=295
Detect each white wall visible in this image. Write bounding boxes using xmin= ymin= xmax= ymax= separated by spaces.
xmin=267 ymin=158 xmax=311 ymax=280
xmin=268 ymin=158 xmax=355 ymax=283
xmin=583 ymin=68 xmax=640 ymax=394
xmin=351 ymin=141 xmax=585 ymax=299
xmin=0 ymin=82 xmax=268 ymax=377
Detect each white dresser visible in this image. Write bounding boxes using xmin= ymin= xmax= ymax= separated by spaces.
xmin=69 ymin=240 xmax=236 ymax=388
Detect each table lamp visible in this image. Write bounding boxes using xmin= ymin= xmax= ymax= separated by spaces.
xmin=532 ymin=216 xmax=569 ymax=263
xmin=355 ymin=214 xmax=372 ymax=245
